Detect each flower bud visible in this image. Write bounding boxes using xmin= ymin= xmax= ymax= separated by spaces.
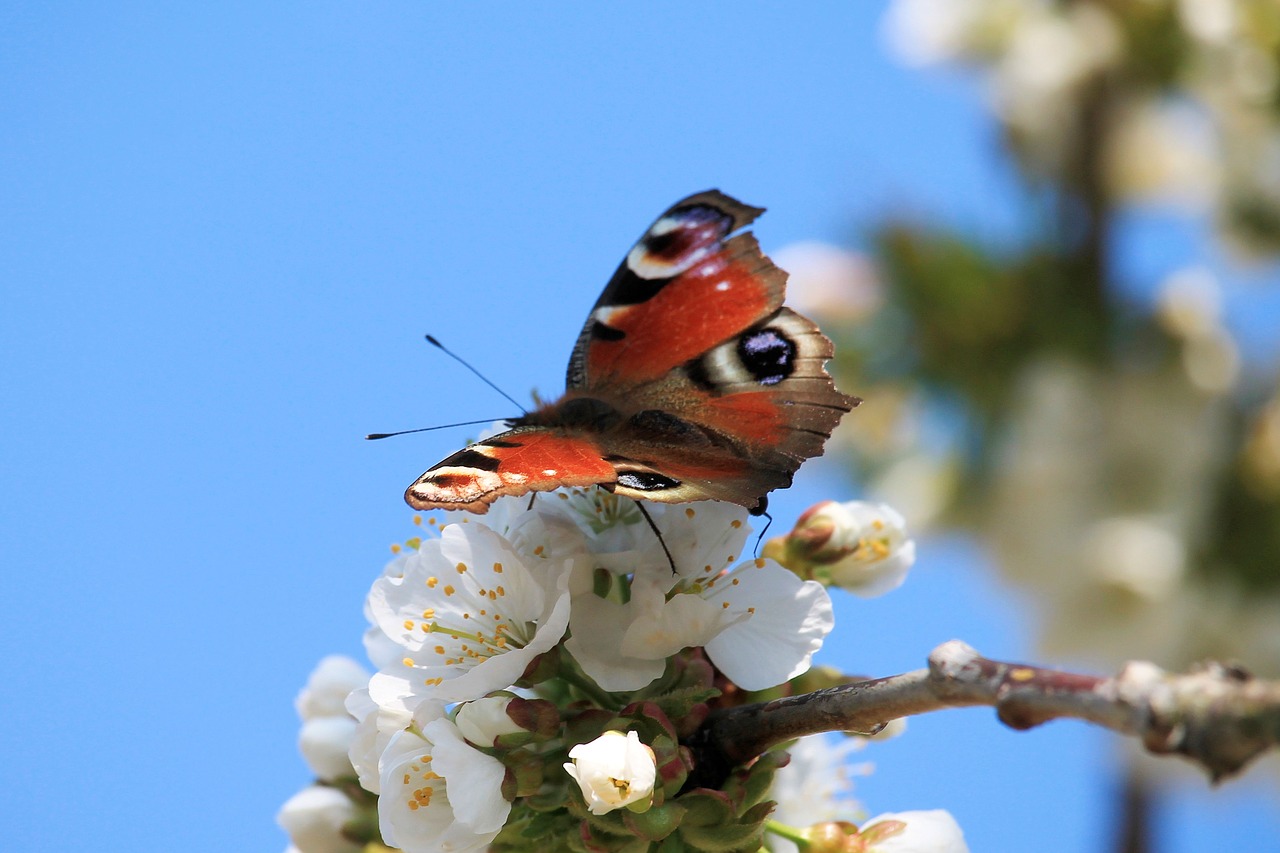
xmin=454 ymin=696 xmax=525 ymax=747
xmin=276 ymin=785 xmax=362 ymax=853
xmin=563 ymin=730 xmax=657 ymax=815
xmin=295 ymin=656 xmax=370 ymax=721
xmin=298 ymin=716 xmax=359 ymax=782
xmin=767 ymin=501 xmax=915 ymax=597
xmin=861 ymin=810 xmax=968 ymax=852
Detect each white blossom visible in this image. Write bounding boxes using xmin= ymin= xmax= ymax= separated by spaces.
xmin=563 ymin=730 xmax=657 ymax=816
xmin=378 ymin=705 xmax=510 ymax=853
xmin=364 ymin=521 xmax=575 ymax=706
xmin=563 ymin=501 xmax=834 ymax=692
xmin=346 ymin=687 xmax=427 ymax=796
xmin=276 ymin=785 xmax=362 ymax=853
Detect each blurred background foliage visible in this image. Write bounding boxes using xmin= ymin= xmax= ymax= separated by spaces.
xmin=780 ymin=2 xmax=1280 ymax=846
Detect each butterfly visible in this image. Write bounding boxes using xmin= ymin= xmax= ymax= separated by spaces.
xmin=404 ymin=190 xmax=858 ymax=516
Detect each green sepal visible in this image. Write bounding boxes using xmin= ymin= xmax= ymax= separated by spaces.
xmin=725 ymin=749 xmax=787 ymax=811
xmin=622 ymin=800 xmax=687 ymax=842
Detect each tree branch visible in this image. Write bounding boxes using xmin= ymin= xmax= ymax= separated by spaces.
xmin=686 ymin=641 xmax=1280 ymax=789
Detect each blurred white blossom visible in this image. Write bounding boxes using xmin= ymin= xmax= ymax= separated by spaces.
xmin=768 ymin=733 xmax=869 ymax=853
xmin=295 ymin=655 xmax=371 ymax=721
xmin=276 ymin=785 xmax=362 ymax=853
xmin=772 ymin=242 xmax=883 ymax=322
xmin=862 ymin=809 xmax=969 ymax=853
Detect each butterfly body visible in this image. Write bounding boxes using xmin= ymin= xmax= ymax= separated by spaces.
xmin=405 ymin=191 xmax=858 ymax=515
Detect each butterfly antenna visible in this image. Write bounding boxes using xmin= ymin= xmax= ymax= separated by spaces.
xmin=425 ymin=334 xmax=529 ymax=415
xmin=366 ymin=418 xmax=508 ymax=440
xmin=635 ymin=502 xmax=678 ymax=574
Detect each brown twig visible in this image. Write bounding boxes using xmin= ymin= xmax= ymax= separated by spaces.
xmin=685 ymin=641 xmax=1280 ymax=789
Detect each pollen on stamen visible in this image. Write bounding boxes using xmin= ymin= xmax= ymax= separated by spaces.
xmin=427 ymin=576 xmax=439 ymax=588
xmin=731 ymin=578 xmax=740 ymax=585
xmin=402 ymin=619 xmax=416 ymax=631
xmin=685 ymin=507 xmax=696 ymax=519
xmin=390 ymin=543 xmax=402 ymax=554
xmin=534 ymin=545 xmax=545 ymax=556
xmin=496 ymin=585 xmax=506 ymax=596
xmin=434 ymin=645 xmax=446 ymax=654
xmin=412 ymin=514 xmax=422 ymax=525
xmin=425 ymin=677 xmax=443 ymax=686
xmin=721 ymin=601 xmax=731 ymax=609
xmin=422 ymin=608 xmax=435 ymax=619
xmin=463 ymin=612 xmax=471 ymax=620
xmin=731 ymin=519 xmax=742 ymax=529
xmin=402 ymin=657 xmax=415 ymax=667
xmin=427 ymin=517 xmax=438 ymax=526
xmin=456 ymin=562 xmax=468 ymax=574
xmin=444 ymin=584 xmax=456 ymax=596
xmin=747 ymin=606 xmax=756 ymax=614
xmin=478 ymin=608 xmax=487 ymax=616
xmin=754 ymin=557 xmax=766 ymax=568
xmin=704 ymin=564 xmax=713 ymax=573
xmin=406 ymin=536 xmax=422 ymax=550
xmin=488 ymin=590 xmax=497 ymax=601
xmin=493 ymin=561 xmax=503 ymax=573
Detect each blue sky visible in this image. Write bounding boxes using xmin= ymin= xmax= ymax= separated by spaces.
xmin=2 ymin=4 xmax=1276 ymax=851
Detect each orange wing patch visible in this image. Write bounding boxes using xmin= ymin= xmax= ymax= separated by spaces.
xmin=405 ymin=430 xmax=616 ymax=514
xmin=583 ymin=235 xmax=785 ymax=387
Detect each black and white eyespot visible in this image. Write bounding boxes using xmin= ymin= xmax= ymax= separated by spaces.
xmin=736 ymin=327 xmax=796 ymax=386
xmin=625 ymin=204 xmax=732 ymax=281
xmin=687 ymin=312 xmax=805 ymax=391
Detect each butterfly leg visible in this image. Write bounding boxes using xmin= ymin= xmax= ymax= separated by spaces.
xmin=752 ymin=509 xmax=773 ymax=558
xmin=634 ymin=502 xmax=677 ymax=574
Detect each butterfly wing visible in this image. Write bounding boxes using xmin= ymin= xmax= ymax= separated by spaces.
xmin=566 ymin=190 xmax=785 ymax=391
xmin=404 ymin=427 xmax=616 ymax=513
xmin=403 ymin=191 xmax=857 ymax=515
xmin=567 ymin=191 xmax=858 ymax=510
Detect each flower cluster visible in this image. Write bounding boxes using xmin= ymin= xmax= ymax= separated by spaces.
xmin=885 ymin=0 xmax=1280 ymax=254
xmin=280 ymin=489 xmax=959 ymax=853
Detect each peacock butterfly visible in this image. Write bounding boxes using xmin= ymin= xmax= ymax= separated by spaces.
xmin=404 ymin=190 xmax=859 ymax=515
